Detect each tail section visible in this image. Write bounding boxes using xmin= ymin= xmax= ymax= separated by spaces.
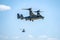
xmin=17 ymin=13 xmax=24 ymax=19
xmin=17 ymin=13 xmax=20 ymax=19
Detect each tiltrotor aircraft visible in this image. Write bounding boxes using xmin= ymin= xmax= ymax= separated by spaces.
xmin=17 ymin=8 xmax=44 ymax=21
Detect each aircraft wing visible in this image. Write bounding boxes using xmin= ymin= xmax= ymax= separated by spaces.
xmin=30 ymin=12 xmax=36 ymax=16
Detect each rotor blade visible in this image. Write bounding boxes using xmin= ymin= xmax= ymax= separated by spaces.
xmin=22 ymin=8 xmax=29 ymax=10
xmin=22 ymin=8 xmax=32 ymax=10
xmin=34 ymin=10 xmax=44 ymax=13
xmin=38 ymin=9 xmax=44 ymax=12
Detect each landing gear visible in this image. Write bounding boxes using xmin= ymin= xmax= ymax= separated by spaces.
xmin=32 ymin=20 xmax=33 ymax=22
xmin=30 ymin=19 xmax=31 ymax=21
xmin=30 ymin=19 xmax=33 ymax=22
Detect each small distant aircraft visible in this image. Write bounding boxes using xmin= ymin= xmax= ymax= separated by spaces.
xmin=17 ymin=8 xmax=44 ymax=21
xmin=22 ymin=29 xmax=25 ymax=32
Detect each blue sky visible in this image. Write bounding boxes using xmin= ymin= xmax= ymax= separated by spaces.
xmin=0 ymin=0 xmax=60 ymax=40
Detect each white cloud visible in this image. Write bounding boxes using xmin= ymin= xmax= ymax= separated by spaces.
xmin=0 ymin=35 xmax=59 ymax=40
xmin=28 ymin=35 xmax=59 ymax=40
xmin=47 ymin=38 xmax=58 ymax=40
xmin=38 ymin=35 xmax=59 ymax=40
xmin=15 ymin=36 xmax=19 ymax=39
xmin=0 ymin=4 xmax=11 ymax=11
xmin=39 ymin=35 xmax=48 ymax=38
xmin=28 ymin=34 xmax=33 ymax=38
xmin=38 ymin=35 xmax=48 ymax=40
xmin=12 ymin=36 xmax=20 ymax=39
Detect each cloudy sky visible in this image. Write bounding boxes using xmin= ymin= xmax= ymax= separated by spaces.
xmin=0 ymin=0 xmax=60 ymax=40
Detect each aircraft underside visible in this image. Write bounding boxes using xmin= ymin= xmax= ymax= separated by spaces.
xmin=24 ymin=17 xmax=43 ymax=21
